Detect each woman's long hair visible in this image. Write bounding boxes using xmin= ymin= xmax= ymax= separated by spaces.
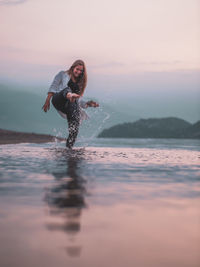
xmin=67 ymin=59 xmax=87 ymax=96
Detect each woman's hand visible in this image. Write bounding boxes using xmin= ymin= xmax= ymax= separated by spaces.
xmin=42 ymin=100 xmax=50 ymax=112
xmin=67 ymin=93 xmax=80 ymax=102
xmin=42 ymin=93 xmax=54 ymax=112
xmin=86 ymin=100 xmax=99 ymax=108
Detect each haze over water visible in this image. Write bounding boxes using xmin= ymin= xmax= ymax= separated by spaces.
xmin=0 ymin=138 xmax=199 ymax=267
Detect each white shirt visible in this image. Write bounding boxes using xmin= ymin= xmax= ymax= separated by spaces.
xmin=48 ymin=71 xmax=88 ymax=121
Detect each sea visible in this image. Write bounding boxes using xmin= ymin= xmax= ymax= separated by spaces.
xmin=0 ymin=137 xmax=200 ymax=267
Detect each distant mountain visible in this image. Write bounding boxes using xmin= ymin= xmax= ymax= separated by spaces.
xmin=183 ymin=121 xmax=200 ymax=139
xmin=98 ymin=117 xmax=200 ymax=139
xmin=0 ymin=83 xmax=136 ymax=137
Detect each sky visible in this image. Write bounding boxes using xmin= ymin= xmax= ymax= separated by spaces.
xmin=0 ymin=0 xmax=199 ymax=80
xmin=0 ymin=0 xmax=200 ymax=123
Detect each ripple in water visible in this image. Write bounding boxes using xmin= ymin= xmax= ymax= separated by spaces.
xmin=0 ymin=141 xmax=200 ymax=267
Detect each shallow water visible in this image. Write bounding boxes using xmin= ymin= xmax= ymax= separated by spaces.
xmin=0 ymin=138 xmax=200 ymax=267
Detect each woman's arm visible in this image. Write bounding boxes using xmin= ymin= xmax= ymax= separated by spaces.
xmin=62 ymin=87 xmax=80 ymax=102
xmin=66 ymin=92 xmax=80 ymax=102
xmin=42 ymin=92 xmax=54 ymax=112
xmin=48 ymin=72 xmax=62 ymax=93
xmin=43 ymin=71 xmax=63 ymax=112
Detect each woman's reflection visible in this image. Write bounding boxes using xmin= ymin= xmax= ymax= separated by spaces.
xmin=44 ymin=149 xmax=87 ymax=257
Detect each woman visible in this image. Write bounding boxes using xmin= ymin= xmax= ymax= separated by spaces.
xmin=42 ymin=59 xmax=99 ymax=148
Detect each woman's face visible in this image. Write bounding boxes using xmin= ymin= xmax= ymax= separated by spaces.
xmin=73 ymin=65 xmax=83 ymax=78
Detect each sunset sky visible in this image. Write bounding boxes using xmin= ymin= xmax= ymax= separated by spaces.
xmin=0 ymin=0 xmax=199 ymax=83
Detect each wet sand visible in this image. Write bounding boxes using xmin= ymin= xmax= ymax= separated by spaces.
xmin=0 ymin=129 xmax=64 ymax=145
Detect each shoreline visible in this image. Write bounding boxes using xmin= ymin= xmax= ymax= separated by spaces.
xmin=0 ymin=129 xmax=65 ymax=145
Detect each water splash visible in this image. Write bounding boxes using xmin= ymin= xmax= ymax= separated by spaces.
xmin=77 ymin=106 xmax=111 ymax=147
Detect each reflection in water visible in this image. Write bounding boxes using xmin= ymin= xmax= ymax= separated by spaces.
xmin=0 ymin=142 xmax=200 ymax=266
xmin=44 ymin=149 xmax=87 ymax=257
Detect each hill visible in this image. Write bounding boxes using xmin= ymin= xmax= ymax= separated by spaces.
xmin=98 ymin=117 xmax=200 ymax=139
